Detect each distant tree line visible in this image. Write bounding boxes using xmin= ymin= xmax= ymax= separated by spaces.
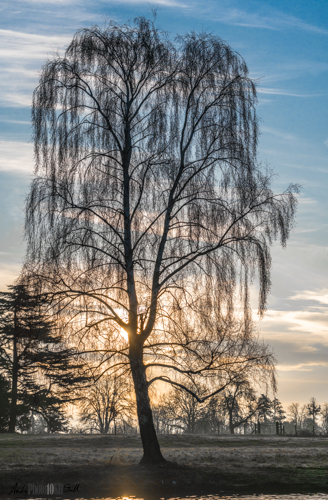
xmin=151 ymin=392 xmax=328 ymax=437
xmin=0 ymin=283 xmax=327 ymax=437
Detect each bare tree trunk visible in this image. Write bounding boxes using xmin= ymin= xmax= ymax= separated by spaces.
xmin=8 ymin=329 xmax=18 ymax=433
xmin=31 ymin=411 xmax=35 ymax=434
xmin=229 ymin=412 xmax=235 ymax=435
xmin=191 ymin=413 xmax=196 ymax=434
xmin=130 ymin=343 xmax=165 ymax=465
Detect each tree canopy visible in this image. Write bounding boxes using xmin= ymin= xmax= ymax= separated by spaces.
xmin=25 ymin=17 xmax=298 ymax=462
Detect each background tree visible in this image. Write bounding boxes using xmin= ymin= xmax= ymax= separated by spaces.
xmin=201 ymin=395 xmax=226 ymax=435
xmin=306 ymin=397 xmax=321 ymax=436
xmin=152 ymin=399 xmax=171 ymax=434
xmin=26 ymin=18 xmax=298 ymax=463
xmin=0 ymin=284 xmax=85 ymax=433
xmin=221 ymin=377 xmax=258 ymax=434
xmin=272 ymin=397 xmax=286 ymax=423
xmin=298 ymin=404 xmax=313 ymax=435
xmin=256 ymin=394 xmax=272 ymax=432
xmin=27 ymin=389 xmax=69 ymax=433
xmin=0 ymin=374 xmax=10 ymax=432
xmin=288 ymin=402 xmax=300 ymax=435
xmin=79 ymin=374 xmax=133 ymax=434
xmin=321 ymin=403 xmax=328 ymax=435
xmin=156 ymin=385 xmax=204 ymax=434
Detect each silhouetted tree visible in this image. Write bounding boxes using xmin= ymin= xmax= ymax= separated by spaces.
xmin=222 ymin=378 xmax=258 ymax=434
xmin=288 ymin=402 xmax=300 ymax=435
xmin=201 ymin=395 xmax=226 ymax=435
xmin=157 ymin=385 xmax=204 ymax=434
xmin=306 ymin=397 xmax=321 ymax=436
xmin=26 ymin=18 xmax=298 ymax=463
xmin=0 ymin=284 xmax=85 ymax=432
xmin=0 ymin=374 xmax=10 ymax=432
xmin=272 ymin=397 xmax=285 ymax=423
xmin=257 ymin=394 xmax=272 ymax=429
xmin=79 ymin=374 xmax=133 ymax=433
xmin=321 ymin=403 xmax=328 ymax=435
xmin=26 ymin=390 xmax=69 ymax=433
xmin=298 ymin=404 xmax=313 ymax=434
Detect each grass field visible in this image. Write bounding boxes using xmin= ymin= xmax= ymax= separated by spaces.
xmin=1 ymin=433 xmax=328 ymax=499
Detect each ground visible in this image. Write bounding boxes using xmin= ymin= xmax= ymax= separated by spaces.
xmin=1 ymin=434 xmax=328 ymax=499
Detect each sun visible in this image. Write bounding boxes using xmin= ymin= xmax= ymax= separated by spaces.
xmin=119 ymin=326 xmax=129 ymax=342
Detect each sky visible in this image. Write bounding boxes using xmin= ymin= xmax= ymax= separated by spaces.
xmin=0 ymin=0 xmax=327 ymax=411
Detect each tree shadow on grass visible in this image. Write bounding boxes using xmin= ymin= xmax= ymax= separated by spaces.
xmin=1 ymin=462 xmax=328 ymax=499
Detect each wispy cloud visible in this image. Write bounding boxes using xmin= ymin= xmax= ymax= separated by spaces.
xmin=110 ymin=0 xmax=188 ymax=5
xmin=213 ymin=6 xmax=328 ymax=35
xmin=18 ymin=0 xmax=76 ymax=3
xmin=0 ymin=141 xmax=34 ymax=173
xmin=0 ymin=93 xmax=33 ymax=108
xmin=0 ymin=29 xmax=71 ymax=56
xmin=23 ymin=0 xmax=187 ymax=5
xmin=258 ymin=87 xmax=322 ymax=97
xmin=0 ymin=119 xmax=30 ymax=125
xmin=261 ymin=126 xmax=299 ymax=142
xmin=291 ymin=289 xmax=328 ymax=306
xmin=260 ymin=303 xmax=328 ymax=338
xmin=0 ymin=29 xmax=71 ymax=107
xmin=297 ymin=197 xmax=317 ymax=205
xmin=278 ymin=361 xmax=328 ymax=372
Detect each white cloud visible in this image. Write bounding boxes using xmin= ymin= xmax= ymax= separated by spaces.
xmin=290 ymin=289 xmax=328 ymax=306
xmin=0 ymin=119 xmax=30 ymax=125
xmin=297 ymin=197 xmax=317 ymax=205
xmin=0 ymin=29 xmax=71 ymax=107
xmin=294 ymin=227 xmax=323 ymax=234
xmin=262 ymin=308 xmax=328 ymax=337
xmin=0 ymin=29 xmax=71 ymax=58
xmin=0 ymin=94 xmax=33 ymax=108
xmin=0 ymin=141 xmax=34 ymax=173
xmin=257 ymin=87 xmax=321 ymax=97
xmin=277 ymin=361 xmax=328 ymax=372
xmin=251 ymin=61 xmax=328 ymax=87
xmin=277 ymin=363 xmax=328 ymax=372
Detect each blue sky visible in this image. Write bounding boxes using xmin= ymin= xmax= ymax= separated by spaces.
xmin=0 ymin=0 xmax=327 ymax=408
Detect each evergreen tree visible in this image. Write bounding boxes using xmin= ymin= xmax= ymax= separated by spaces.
xmin=0 ymin=373 xmax=10 ymax=432
xmin=257 ymin=394 xmax=272 ymax=424
xmin=0 ymin=284 xmax=85 ymax=432
xmin=272 ymin=397 xmax=286 ymax=423
xmin=306 ymin=397 xmax=321 ymax=436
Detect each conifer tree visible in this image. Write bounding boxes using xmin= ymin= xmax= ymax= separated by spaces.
xmin=0 ymin=374 xmax=10 ymax=432
xmin=0 ymin=284 xmax=85 ymax=432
